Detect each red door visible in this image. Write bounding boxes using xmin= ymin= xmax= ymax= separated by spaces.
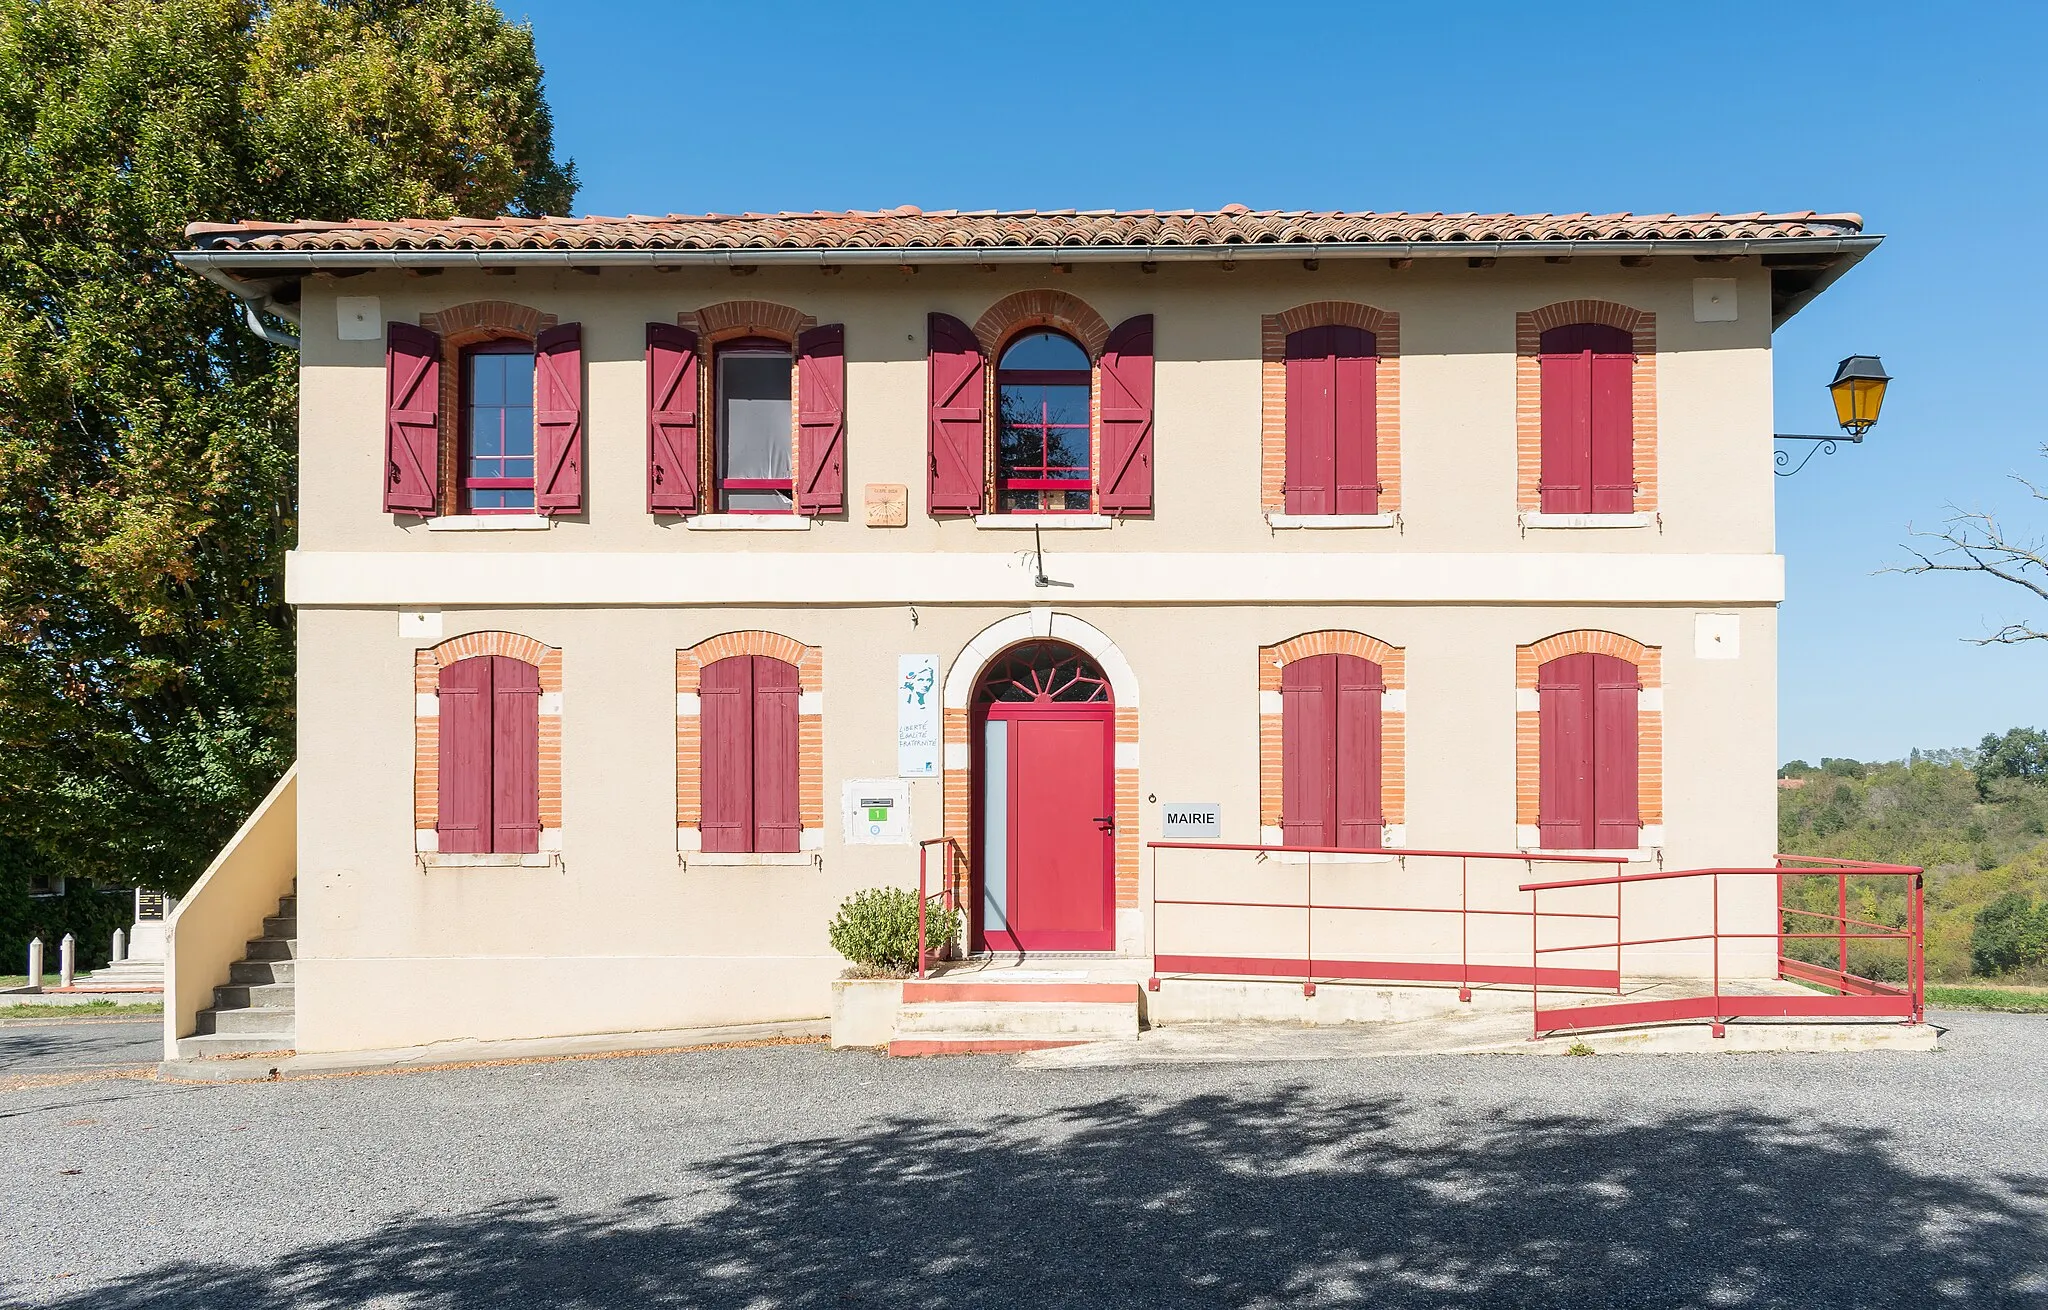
xmin=978 ymin=704 xmax=1114 ymax=953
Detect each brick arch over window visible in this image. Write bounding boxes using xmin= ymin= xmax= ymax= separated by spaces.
xmin=1258 ymin=631 xmax=1406 ymax=842
xmin=418 ymin=301 xmax=560 ymax=519
xmin=972 ymin=290 xmax=1112 ymax=360
xmin=675 ymin=632 xmax=823 ymax=851
xmin=1515 ymin=629 xmax=1662 ymax=848
xmin=678 ymin=300 xmax=817 ymax=344
xmin=1515 ymin=300 xmax=1657 ymax=513
xmin=413 ymin=631 xmax=563 ymax=851
xmin=1260 ymin=302 xmax=1402 ymax=514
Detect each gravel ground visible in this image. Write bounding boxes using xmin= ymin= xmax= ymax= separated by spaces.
xmin=0 ymin=1019 xmax=159 ymax=1079
xmin=3 ymin=1011 xmax=2045 ymax=1309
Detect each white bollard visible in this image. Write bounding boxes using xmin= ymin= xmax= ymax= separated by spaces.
xmin=59 ymin=934 xmax=75 ymax=989
xmin=112 ymin=928 xmax=126 ymax=963
xmin=26 ymin=938 xmax=43 ymax=991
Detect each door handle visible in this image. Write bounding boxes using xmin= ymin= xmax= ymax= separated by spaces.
xmin=1094 ymin=815 xmax=1115 ymax=832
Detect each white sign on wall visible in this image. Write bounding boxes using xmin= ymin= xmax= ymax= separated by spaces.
xmin=843 ymin=779 xmax=912 ymax=845
xmin=1162 ymin=803 xmax=1222 ymax=840
xmin=898 ymin=654 xmax=941 ymax=777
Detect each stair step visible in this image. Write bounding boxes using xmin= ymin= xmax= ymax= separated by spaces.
xmin=243 ymin=937 xmax=297 ymax=961
xmin=888 ymin=1037 xmax=1093 ymax=1057
xmin=892 ymin=1000 xmax=1138 ymax=1045
xmin=196 ymin=1005 xmax=296 ymax=1036
xmin=229 ymin=958 xmax=294 ymax=985
xmin=275 ymin=894 xmax=296 ymax=917
xmin=176 ymin=1032 xmax=294 ymax=1059
xmin=212 ymin=982 xmax=295 ymax=1010
xmin=261 ymin=915 xmax=297 ymax=939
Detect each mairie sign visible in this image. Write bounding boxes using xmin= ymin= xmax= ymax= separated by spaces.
xmin=1161 ymin=803 xmax=1220 ymax=840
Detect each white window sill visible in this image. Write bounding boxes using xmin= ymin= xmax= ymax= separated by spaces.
xmin=1265 ymin=513 xmax=1398 ymax=530
xmin=973 ymin=514 xmax=1113 ymax=530
xmin=1520 ymin=512 xmax=1654 ymax=530
xmin=417 ymin=852 xmax=561 ymax=869
xmin=1518 ymin=848 xmax=1660 ymax=864
xmin=682 ymin=851 xmax=819 ymax=867
xmin=684 ymin=515 xmax=812 ymax=532
xmin=425 ymin=515 xmax=552 ymax=532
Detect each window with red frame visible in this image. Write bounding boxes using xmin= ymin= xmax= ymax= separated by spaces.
xmin=997 ymin=330 xmax=1092 ymax=513
xmin=1538 ymin=322 xmax=1635 ymax=514
xmin=461 ymin=341 xmax=537 ymax=513
xmin=716 ymin=338 xmax=795 ymax=513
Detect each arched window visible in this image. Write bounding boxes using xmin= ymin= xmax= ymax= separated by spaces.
xmin=714 ymin=336 xmax=795 ymax=513
xmin=700 ymin=654 xmax=801 ymax=852
xmin=461 ymin=340 xmax=537 ymax=513
xmin=1538 ymin=323 xmax=1635 ymax=514
xmin=997 ymin=331 xmax=1093 ymax=513
xmin=1280 ymin=653 xmax=1383 ymax=848
xmin=436 ymin=655 xmax=540 ymax=854
xmin=1538 ymin=652 xmax=1640 ymax=849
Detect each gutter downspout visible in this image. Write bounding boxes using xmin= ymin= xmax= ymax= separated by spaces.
xmin=192 ymin=263 xmax=300 ymax=349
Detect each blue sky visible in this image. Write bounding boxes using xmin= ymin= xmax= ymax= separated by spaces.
xmin=508 ymin=1 xmax=2047 ymax=764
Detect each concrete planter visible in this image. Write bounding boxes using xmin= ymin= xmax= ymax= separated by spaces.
xmin=829 ymin=978 xmax=904 ymax=1048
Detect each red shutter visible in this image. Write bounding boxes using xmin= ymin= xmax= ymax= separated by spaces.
xmin=1284 ymin=326 xmax=1334 ymax=515
xmin=534 ymin=324 xmax=584 ymax=515
xmin=699 ymin=656 xmax=752 ymax=853
xmin=1589 ymin=347 xmax=1635 ymax=513
xmin=384 ymin=322 xmax=441 ymax=515
xmin=1591 ymin=654 xmax=1641 ymax=849
xmin=1540 ymin=324 xmax=1632 ymax=515
xmin=1280 ymin=655 xmax=1335 ymax=848
xmin=1098 ymin=314 xmax=1154 ymax=515
xmin=926 ymin=313 xmax=985 ymax=515
xmin=1334 ymin=654 xmax=1385 ymax=845
xmin=1332 ymin=326 xmax=1379 ymax=515
xmin=796 ymin=324 xmax=847 ymax=515
xmin=646 ymin=323 xmax=700 ymax=515
xmin=750 ymin=657 xmax=801 ymax=853
xmin=490 ymin=656 xmax=541 ymax=854
xmin=436 ymin=657 xmax=492 ymax=854
xmin=1538 ymin=653 xmax=1596 ymax=849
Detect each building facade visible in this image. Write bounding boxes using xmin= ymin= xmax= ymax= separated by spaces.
xmin=177 ymin=209 xmax=1877 ymax=1054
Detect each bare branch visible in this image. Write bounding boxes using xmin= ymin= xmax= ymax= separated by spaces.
xmin=1891 ymin=453 xmax=2048 ymax=641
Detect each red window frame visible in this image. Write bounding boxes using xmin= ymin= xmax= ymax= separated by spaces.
xmin=715 ymin=337 xmax=795 ymax=515
xmin=459 ymin=339 xmax=538 ymax=515
xmin=996 ymin=331 xmax=1093 ymax=514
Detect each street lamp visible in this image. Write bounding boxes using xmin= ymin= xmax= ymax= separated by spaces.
xmin=1776 ymin=354 xmax=1892 ymax=476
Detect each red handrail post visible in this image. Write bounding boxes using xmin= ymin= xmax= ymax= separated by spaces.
xmin=1710 ymin=872 xmax=1722 ymax=1037
xmin=917 ymin=842 xmax=928 ymax=981
xmin=1457 ymin=856 xmax=1471 ymax=1003
xmin=1529 ymin=880 xmax=1540 ymax=1041
xmin=1303 ymin=848 xmax=1316 ymax=999
xmin=1837 ymin=871 xmax=1849 ymax=992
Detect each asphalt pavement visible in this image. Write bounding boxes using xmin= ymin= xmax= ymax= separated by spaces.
xmin=1 ymin=1011 xmax=2044 ymax=1308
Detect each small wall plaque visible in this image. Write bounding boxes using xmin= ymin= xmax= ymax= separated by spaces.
xmin=865 ymin=483 xmax=908 ymax=527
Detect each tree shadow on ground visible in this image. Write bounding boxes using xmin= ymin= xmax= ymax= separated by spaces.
xmin=30 ymin=1085 xmax=2048 ymax=1308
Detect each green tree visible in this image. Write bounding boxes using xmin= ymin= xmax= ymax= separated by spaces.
xmin=1970 ymin=891 xmax=2048 ymax=977
xmin=0 ymin=0 xmax=574 ymax=895
xmin=1975 ymin=727 xmax=2048 ymax=796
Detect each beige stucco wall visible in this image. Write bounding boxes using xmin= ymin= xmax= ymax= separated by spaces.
xmin=293 ymin=259 xmax=1775 ymax=557
xmin=294 ymin=600 xmax=1777 ymax=1054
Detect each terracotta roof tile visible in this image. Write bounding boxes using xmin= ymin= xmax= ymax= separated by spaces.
xmin=183 ymin=208 xmax=1865 ymax=254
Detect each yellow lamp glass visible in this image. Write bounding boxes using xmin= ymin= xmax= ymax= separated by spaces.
xmin=1830 ymin=376 xmax=1888 ymax=434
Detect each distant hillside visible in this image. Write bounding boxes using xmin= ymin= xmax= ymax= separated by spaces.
xmin=1778 ymin=749 xmax=2048 ymax=982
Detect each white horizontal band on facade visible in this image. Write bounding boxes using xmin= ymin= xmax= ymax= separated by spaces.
xmin=289 ymin=551 xmax=1785 ymax=607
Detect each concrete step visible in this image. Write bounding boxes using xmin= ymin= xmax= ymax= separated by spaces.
xmin=176 ymin=1032 xmax=294 ymax=1059
xmin=230 ymin=958 xmax=294 ymax=985
xmin=243 ymin=937 xmax=297 ymax=961
xmin=888 ymin=981 xmax=1140 ymax=1056
xmin=196 ymin=1005 xmax=296 ymax=1036
xmin=262 ymin=915 xmax=297 ymax=939
xmin=212 ymin=982 xmax=295 ymax=1011
xmin=275 ymin=894 xmax=296 ymax=917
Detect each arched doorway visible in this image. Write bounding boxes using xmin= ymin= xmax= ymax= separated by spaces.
xmin=973 ymin=640 xmax=1116 ymax=953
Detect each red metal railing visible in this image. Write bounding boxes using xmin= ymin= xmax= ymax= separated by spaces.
xmin=1146 ymin=841 xmax=1629 ymax=999
xmin=1518 ymin=856 xmax=1925 ymax=1038
xmin=915 ymin=837 xmax=962 ymax=980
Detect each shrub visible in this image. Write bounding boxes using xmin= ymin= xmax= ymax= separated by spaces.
xmin=827 ymin=887 xmax=959 ymax=975
xmin=1971 ymin=892 xmax=2048 ymax=976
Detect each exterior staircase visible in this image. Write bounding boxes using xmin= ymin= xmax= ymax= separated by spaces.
xmin=69 ymin=956 xmax=164 ymax=992
xmin=176 ymin=885 xmax=295 ymax=1058
xmin=888 ymin=978 xmax=1141 ymax=1056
